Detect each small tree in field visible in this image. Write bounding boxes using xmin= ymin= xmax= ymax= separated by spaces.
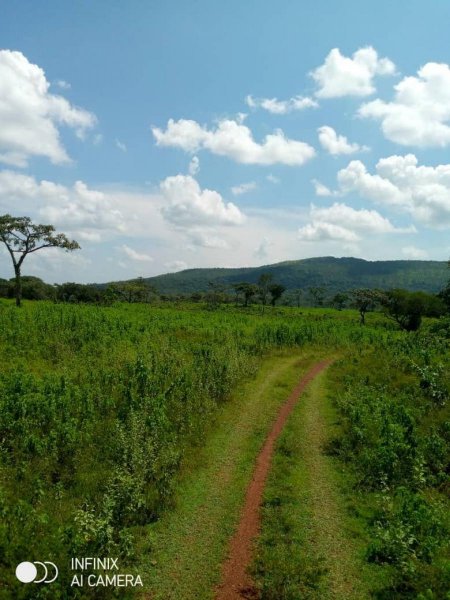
xmin=0 ymin=214 xmax=80 ymax=307
xmin=351 ymin=288 xmax=382 ymax=325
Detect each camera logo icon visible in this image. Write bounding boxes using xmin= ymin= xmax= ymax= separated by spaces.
xmin=15 ymin=561 xmax=59 ymax=584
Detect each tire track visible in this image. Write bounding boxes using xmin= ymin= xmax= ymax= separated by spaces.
xmin=215 ymin=360 xmax=332 ymax=600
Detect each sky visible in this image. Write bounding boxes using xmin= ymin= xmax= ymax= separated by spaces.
xmin=1 ymin=0 xmax=450 ymax=283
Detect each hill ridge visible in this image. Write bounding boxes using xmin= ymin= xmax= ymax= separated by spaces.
xmin=130 ymin=257 xmax=448 ymax=295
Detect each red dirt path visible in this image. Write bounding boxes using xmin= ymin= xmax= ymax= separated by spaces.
xmin=215 ymin=360 xmax=332 ymax=600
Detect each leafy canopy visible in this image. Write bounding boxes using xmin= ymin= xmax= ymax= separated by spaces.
xmin=0 ymin=214 xmax=80 ymax=267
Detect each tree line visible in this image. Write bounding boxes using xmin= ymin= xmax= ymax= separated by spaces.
xmin=1 ymin=213 xmax=449 ymax=331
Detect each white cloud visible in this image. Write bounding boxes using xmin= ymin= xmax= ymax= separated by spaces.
xmin=189 ymin=155 xmax=200 ymax=175
xmin=122 ymin=245 xmax=153 ymax=262
xmin=160 ymin=174 xmax=245 ymax=227
xmin=337 ymin=154 xmax=450 ymax=228
xmin=152 ymin=118 xmax=316 ymax=166
xmin=115 ymin=139 xmax=127 ymax=152
xmin=312 ymin=178 xmax=336 ymax=197
xmin=318 ymin=125 xmax=368 ymax=155
xmin=298 ymin=202 xmax=414 ymax=242
xmin=359 ymin=62 xmax=450 ymax=147
xmin=299 ymin=221 xmax=360 ymax=242
xmin=245 ymin=94 xmax=318 ymax=114
xmin=55 ymin=79 xmax=71 ymax=90
xmin=188 ymin=231 xmax=229 ymax=249
xmin=40 ymin=181 xmax=123 ymax=231
xmin=311 ymin=46 xmax=395 ymax=98
xmin=0 ymin=170 xmax=123 ymax=236
xmin=231 ymin=181 xmax=257 ymax=196
xmin=76 ymin=231 xmax=102 ymax=243
xmin=402 ymin=245 xmax=428 ymax=259
xmin=0 ymin=50 xmax=96 ymax=167
xmin=266 ymin=174 xmax=280 ymax=184
xmin=311 ymin=202 xmax=414 ymax=233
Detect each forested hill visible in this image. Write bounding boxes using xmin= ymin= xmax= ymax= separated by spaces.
xmin=140 ymin=257 xmax=448 ymax=295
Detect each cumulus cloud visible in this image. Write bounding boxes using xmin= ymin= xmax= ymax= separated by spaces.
xmin=245 ymin=94 xmax=318 ymax=114
xmin=311 ymin=46 xmax=396 ymax=98
xmin=0 ymin=170 xmax=123 ymax=237
xmin=298 ymin=202 xmax=414 ymax=242
xmin=359 ymin=62 xmax=450 ymax=147
xmin=152 ymin=118 xmax=316 ymax=166
xmin=231 ymin=181 xmax=257 ymax=196
xmin=160 ymin=174 xmax=245 ymax=227
xmin=299 ymin=221 xmax=360 ymax=242
xmin=122 ymin=245 xmax=153 ymax=262
xmin=0 ymin=50 xmax=96 ymax=167
xmin=337 ymin=154 xmax=450 ymax=228
xmin=318 ymin=126 xmax=368 ymax=155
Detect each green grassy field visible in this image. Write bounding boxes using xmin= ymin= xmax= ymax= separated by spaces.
xmin=0 ymin=300 xmax=448 ymax=599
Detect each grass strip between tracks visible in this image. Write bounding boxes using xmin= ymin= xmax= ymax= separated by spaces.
xmin=140 ymin=350 xmax=329 ymax=600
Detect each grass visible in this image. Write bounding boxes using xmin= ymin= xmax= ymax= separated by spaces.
xmin=253 ymin=364 xmax=382 ymax=600
xmin=138 ymin=349 xmax=328 ymax=600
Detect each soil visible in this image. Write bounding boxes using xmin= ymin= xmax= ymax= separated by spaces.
xmin=215 ymin=360 xmax=332 ymax=600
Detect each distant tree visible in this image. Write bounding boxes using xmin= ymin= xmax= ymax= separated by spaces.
xmin=308 ymin=286 xmax=326 ymax=307
xmin=269 ymin=283 xmax=286 ymax=306
xmin=438 ymin=284 xmax=450 ymax=313
xmin=0 ymin=277 xmax=10 ymax=298
xmin=289 ymin=288 xmax=303 ymax=308
xmin=258 ymin=273 xmax=273 ymax=309
xmin=232 ymin=283 xmax=246 ymax=306
xmin=190 ymin=291 xmax=203 ymax=303
xmin=204 ymin=281 xmax=226 ymax=310
xmin=107 ymin=278 xmax=154 ymax=303
xmin=56 ymin=282 xmax=105 ymax=304
xmin=16 ymin=276 xmax=55 ymax=301
xmin=234 ymin=282 xmax=259 ymax=307
xmin=351 ymin=288 xmax=382 ymax=325
xmin=332 ymin=292 xmax=348 ymax=311
xmin=437 ymin=259 xmax=450 ymax=313
xmin=381 ymin=289 xmax=446 ymax=331
xmin=0 ymin=214 xmax=80 ymax=307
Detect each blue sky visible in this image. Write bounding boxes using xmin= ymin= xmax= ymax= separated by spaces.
xmin=1 ymin=1 xmax=450 ymax=283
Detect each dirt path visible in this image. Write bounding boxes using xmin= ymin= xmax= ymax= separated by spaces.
xmin=215 ymin=360 xmax=332 ymax=600
xmin=142 ymin=353 xmax=323 ymax=600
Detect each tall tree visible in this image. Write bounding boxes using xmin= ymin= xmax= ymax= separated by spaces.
xmin=0 ymin=214 xmax=80 ymax=307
